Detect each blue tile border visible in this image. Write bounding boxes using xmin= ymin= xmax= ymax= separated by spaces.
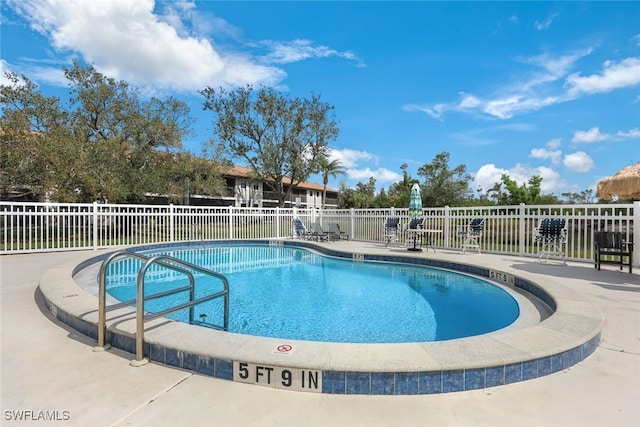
xmin=346 ymin=372 xmax=370 ymax=394
xmin=419 ymin=371 xmax=442 ymax=394
xmin=42 ymin=240 xmax=602 ymax=395
xmin=394 ymin=372 xmax=419 ymax=395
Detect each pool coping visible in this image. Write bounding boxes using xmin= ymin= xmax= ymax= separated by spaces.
xmin=38 ymin=239 xmax=603 ymax=395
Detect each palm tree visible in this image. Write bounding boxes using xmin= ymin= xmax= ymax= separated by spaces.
xmin=319 ymin=158 xmax=347 ymax=209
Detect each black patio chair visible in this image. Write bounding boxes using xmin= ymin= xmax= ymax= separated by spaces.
xmin=534 ymin=218 xmax=567 ymax=264
xmin=594 ymin=231 xmax=633 ymax=273
xmin=383 ymin=217 xmax=401 ymax=247
xmin=458 ymin=217 xmax=484 ymax=254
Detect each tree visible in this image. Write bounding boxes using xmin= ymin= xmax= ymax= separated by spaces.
xmin=1 ymin=63 xmax=203 ymax=202
xmin=201 ymin=85 xmax=339 ymax=207
xmin=562 ymin=189 xmax=594 ymax=204
xmin=500 ymin=174 xmax=543 ymax=205
xmin=417 ymin=152 xmax=472 ymax=207
xmin=63 ymin=62 xmax=193 ymax=202
xmin=337 ymin=177 xmax=376 ymax=208
xmin=318 ymin=157 xmax=346 ymax=208
xmin=1 ymin=72 xmax=77 ymax=201
xmin=485 ymin=182 xmax=503 ymax=204
xmin=385 ymin=163 xmax=417 ymax=208
xmin=162 ymin=152 xmax=228 ymax=205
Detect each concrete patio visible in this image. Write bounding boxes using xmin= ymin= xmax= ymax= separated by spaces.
xmin=1 ymin=243 xmax=639 ymax=426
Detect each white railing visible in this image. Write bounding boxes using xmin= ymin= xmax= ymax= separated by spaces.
xmin=1 ymin=201 xmax=638 ymax=267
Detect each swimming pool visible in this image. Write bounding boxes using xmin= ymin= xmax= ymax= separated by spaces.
xmin=105 ymin=244 xmax=520 ymax=343
xmin=40 ymin=239 xmax=602 ymax=394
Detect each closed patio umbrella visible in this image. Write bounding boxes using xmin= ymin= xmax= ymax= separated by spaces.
xmin=408 ymin=183 xmax=422 ymax=219
xmin=596 ymin=162 xmax=640 ymax=200
xmin=407 ymin=183 xmax=423 ymax=251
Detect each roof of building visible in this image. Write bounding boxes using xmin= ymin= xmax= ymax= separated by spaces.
xmin=224 ymin=165 xmax=336 ymax=192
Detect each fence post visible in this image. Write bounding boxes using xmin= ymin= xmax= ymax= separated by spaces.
xmin=92 ymin=201 xmax=98 ymax=251
xmin=518 ymin=203 xmax=526 ymax=255
xmin=229 ymin=206 xmax=234 ymax=240
xmin=350 ymin=208 xmax=355 ymax=241
xmin=634 ymin=201 xmax=640 ymax=268
xmin=443 ymin=206 xmax=451 ymax=248
xmin=169 ymin=204 xmax=175 ymax=242
xmin=276 ymin=207 xmax=281 ymax=238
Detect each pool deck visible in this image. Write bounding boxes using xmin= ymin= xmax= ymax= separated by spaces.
xmin=1 ymin=241 xmax=639 ymax=426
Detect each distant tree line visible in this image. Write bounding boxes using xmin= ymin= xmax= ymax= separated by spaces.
xmin=336 ymin=152 xmax=609 ymax=209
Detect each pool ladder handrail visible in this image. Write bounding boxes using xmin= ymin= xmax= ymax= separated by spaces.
xmin=94 ymin=250 xmax=230 ymax=366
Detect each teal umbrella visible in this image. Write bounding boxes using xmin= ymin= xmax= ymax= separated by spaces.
xmin=407 ymin=183 xmax=423 ymax=251
xmin=408 ymin=183 xmax=422 ymax=219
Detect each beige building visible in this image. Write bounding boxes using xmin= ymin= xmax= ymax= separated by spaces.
xmin=190 ymin=165 xmax=338 ymax=208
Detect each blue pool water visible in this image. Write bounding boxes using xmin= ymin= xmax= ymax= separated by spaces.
xmin=105 ymin=244 xmax=519 ymax=343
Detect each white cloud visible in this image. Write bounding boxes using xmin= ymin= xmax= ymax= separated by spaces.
xmin=534 ymin=13 xmax=558 ymax=31
xmin=530 ymin=148 xmax=562 ymax=164
xmin=530 ymin=138 xmax=563 ymax=164
xmin=329 ymin=148 xmax=376 ymax=169
xmin=474 ymin=164 xmax=507 ymax=193
xmin=566 ymin=57 xmax=640 ymax=96
xmin=571 ymin=127 xmax=611 ymax=143
xmin=402 ymin=103 xmax=444 ymax=120
xmin=259 ymin=39 xmax=364 ymax=68
xmin=474 ymin=163 xmax=564 ymax=193
xmin=510 ymin=164 xmax=562 ymax=193
xmin=7 ymin=62 xmax=68 ymax=87
xmin=521 ymin=48 xmax=593 ymax=84
xmin=563 ymin=151 xmax=594 ymax=172
xmin=483 ymin=94 xmax=561 ymax=119
xmin=347 ymin=167 xmax=402 ymax=184
xmin=327 ymin=148 xmax=401 ymax=185
xmin=411 ymin=49 xmax=592 ymax=120
xmin=410 ymin=50 xmax=640 ymax=122
xmin=617 ymin=128 xmax=640 ymax=139
xmin=6 ymin=0 xmax=286 ymax=90
xmin=546 ymin=137 xmax=562 ymax=149
xmin=458 ymin=92 xmax=482 ymax=109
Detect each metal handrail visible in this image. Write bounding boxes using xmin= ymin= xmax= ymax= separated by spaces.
xmin=133 ymin=255 xmax=230 ymax=363
xmin=94 ymin=250 xmax=230 ymax=365
xmin=96 ymin=251 xmax=196 ymax=348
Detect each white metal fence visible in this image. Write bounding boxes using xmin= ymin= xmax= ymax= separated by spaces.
xmin=1 ymin=201 xmax=638 ymax=267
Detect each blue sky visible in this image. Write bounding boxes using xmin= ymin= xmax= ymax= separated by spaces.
xmin=2 ymin=1 xmax=639 ymax=199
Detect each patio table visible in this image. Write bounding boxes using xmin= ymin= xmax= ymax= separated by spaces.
xmin=407 ymin=229 xmax=442 ymax=253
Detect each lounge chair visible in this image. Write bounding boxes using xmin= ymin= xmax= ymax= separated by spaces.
xmin=383 ymin=217 xmax=401 ymax=247
xmin=328 ymin=223 xmax=348 ymax=240
xmin=292 ymin=217 xmax=311 ymax=239
xmin=534 ymin=218 xmax=567 ymax=264
xmin=458 ymin=217 xmax=484 ymax=254
xmin=310 ymin=222 xmax=330 ymax=241
xmin=594 ymin=231 xmax=633 ymax=273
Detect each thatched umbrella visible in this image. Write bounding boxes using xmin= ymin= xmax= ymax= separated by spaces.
xmin=596 ymin=162 xmax=640 ymax=200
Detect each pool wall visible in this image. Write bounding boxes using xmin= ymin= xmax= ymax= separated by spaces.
xmin=39 ymin=240 xmax=603 ymax=395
